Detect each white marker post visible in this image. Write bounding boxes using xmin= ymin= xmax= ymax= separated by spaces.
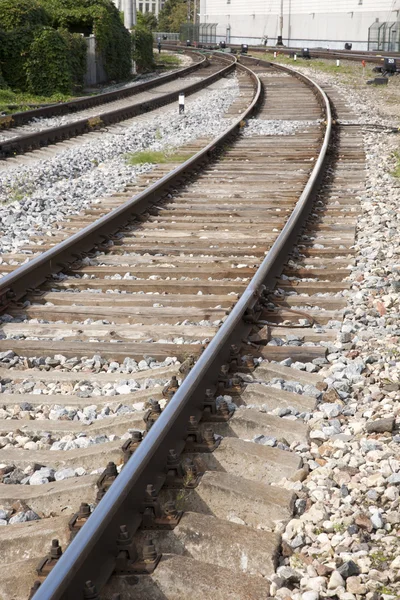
xmin=179 ymin=93 xmax=185 ymax=114
xmin=294 ymin=53 xmax=297 ymax=61
xmin=336 ymin=59 xmax=340 ymax=67
xmin=273 ymin=51 xmax=277 ymax=58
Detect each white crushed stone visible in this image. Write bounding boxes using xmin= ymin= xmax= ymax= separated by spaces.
xmin=0 ymin=75 xmax=239 ymax=255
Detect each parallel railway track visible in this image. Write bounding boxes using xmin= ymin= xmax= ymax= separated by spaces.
xmin=0 ymin=55 xmax=366 ymax=599
xmin=0 ymin=51 xmax=234 ymax=161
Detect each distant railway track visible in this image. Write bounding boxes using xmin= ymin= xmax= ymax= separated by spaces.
xmin=162 ymin=41 xmax=399 ymax=65
xmin=0 ymin=54 xmax=365 ymax=600
xmin=0 ymin=51 xmax=234 ymax=160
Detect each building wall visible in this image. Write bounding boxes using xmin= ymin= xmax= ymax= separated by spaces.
xmin=112 ymin=0 xmax=165 ymax=16
xmin=200 ymin=0 xmax=400 ymax=49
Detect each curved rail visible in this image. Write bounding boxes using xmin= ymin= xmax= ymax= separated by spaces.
xmin=0 ymin=53 xmax=235 ymax=159
xmin=163 ymin=41 xmax=396 ymax=65
xmin=0 ymin=50 xmax=204 ymax=130
xmin=20 ymin=57 xmax=331 ymax=600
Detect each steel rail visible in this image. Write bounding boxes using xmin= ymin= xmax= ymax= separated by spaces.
xmin=26 ymin=57 xmax=331 ymax=600
xmin=0 ymin=54 xmax=235 ymax=159
xmin=248 ymin=46 xmax=394 ymax=64
xmin=0 ymin=50 xmax=204 ymax=129
xmin=163 ymin=41 xmax=395 ymax=65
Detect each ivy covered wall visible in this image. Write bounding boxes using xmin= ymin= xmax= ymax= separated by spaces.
xmin=0 ymin=0 xmax=132 ymax=96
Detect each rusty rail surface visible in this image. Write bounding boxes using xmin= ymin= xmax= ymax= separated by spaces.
xmin=0 ymin=52 xmax=235 ymax=159
xmin=6 ymin=56 xmax=331 ymax=600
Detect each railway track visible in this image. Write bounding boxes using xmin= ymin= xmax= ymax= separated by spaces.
xmin=0 ymin=54 xmax=367 ymax=600
xmin=0 ymin=52 xmax=234 ymax=161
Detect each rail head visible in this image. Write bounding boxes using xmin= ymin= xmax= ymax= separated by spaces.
xmin=19 ymin=57 xmax=331 ymax=600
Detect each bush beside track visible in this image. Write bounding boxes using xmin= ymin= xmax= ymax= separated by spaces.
xmin=0 ymin=0 xmax=132 ymax=97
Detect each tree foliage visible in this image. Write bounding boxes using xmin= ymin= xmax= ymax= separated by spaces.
xmin=132 ymin=25 xmax=155 ymax=72
xmin=0 ymin=0 xmax=48 ymax=31
xmin=41 ymin=0 xmax=132 ymax=81
xmin=137 ymin=11 xmax=158 ymax=32
xmin=158 ymin=0 xmax=188 ymax=33
xmin=26 ymin=27 xmax=72 ymax=95
xmin=0 ymin=0 xmax=135 ymax=96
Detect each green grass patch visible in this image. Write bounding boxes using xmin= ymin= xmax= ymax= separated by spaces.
xmin=257 ymin=53 xmax=373 ymax=79
xmin=391 ymin=150 xmax=400 ymax=178
xmin=125 ymin=149 xmax=193 ymax=165
xmin=155 ymin=53 xmax=182 ymax=69
xmin=0 ymin=88 xmax=72 ymax=115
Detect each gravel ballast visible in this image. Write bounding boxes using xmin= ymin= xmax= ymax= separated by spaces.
xmin=264 ymin=61 xmax=400 ymax=600
xmin=0 ymin=76 xmax=239 ymax=255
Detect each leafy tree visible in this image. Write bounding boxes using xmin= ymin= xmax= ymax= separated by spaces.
xmin=132 ymin=25 xmax=155 ymax=72
xmin=137 ymin=10 xmax=157 ymax=31
xmin=158 ymin=0 xmax=188 ymax=33
xmin=26 ymin=27 xmax=72 ymax=94
xmin=0 ymin=0 xmax=48 ymax=31
xmin=40 ymin=0 xmax=132 ymax=81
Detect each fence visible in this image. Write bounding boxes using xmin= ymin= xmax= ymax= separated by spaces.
xmin=368 ymin=20 xmax=400 ymax=52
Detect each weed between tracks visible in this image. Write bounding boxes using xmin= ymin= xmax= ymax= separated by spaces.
xmin=0 ymin=89 xmax=72 ymax=116
xmin=155 ymin=54 xmax=182 ymax=69
xmin=125 ymin=150 xmax=193 ymax=165
xmin=256 ymin=53 xmax=375 ymax=83
xmin=391 ymin=150 xmax=400 ymax=178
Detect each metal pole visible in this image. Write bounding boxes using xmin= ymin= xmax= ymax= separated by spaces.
xmin=280 ymin=0 xmax=283 ymax=40
xmin=133 ymin=0 xmax=137 ymax=26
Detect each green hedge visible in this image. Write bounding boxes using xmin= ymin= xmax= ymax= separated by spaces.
xmin=42 ymin=0 xmax=132 ymax=81
xmin=0 ymin=0 xmax=133 ymax=96
xmin=0 ymin=26 xmax=38 ymax=91
xmin=132 ymin=25 xmax=154 ymax=72
xmin=60 ymin=29 xmax=87 ymax=92
xmin=0 ymin=66 xmax=7 ymax=90
xmin=0 ymin=0 xmax=48 ymax=31
xmin=26 ymin=28 xmax=72 ymax=95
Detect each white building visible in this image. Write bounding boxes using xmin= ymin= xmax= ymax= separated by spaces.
xmin=113 ymin=0 xmax=165 ymax=17
xmin=199 ymin=0 xmax=400 ymax=50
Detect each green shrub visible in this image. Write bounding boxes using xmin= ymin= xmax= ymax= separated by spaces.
xmin=0 ymin=25 xmax=39 ymax=91
xmin=0 ymin=0 xmax=132 ymax=97
xmin=0 ymin=66 xmax=7 ymax=90
xmin=0 ymin=0 xmax=48 ymax=31
xmin=26 ymin=27 xmax=72 ymax=95
xmin=42 ymin=0 xmax=132 ymax=81
xmin=59 ymin=29 xmax=87 ymax=91
xmin=132 ymin=25 xmax=154 ymax=72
